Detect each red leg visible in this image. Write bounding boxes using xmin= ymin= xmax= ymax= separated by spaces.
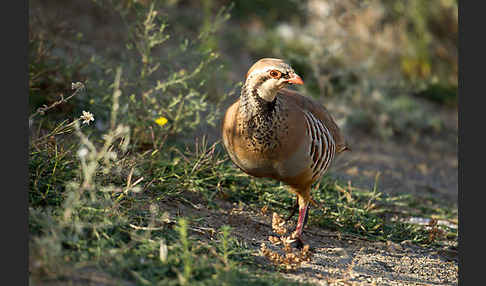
xmin=287 ymin=187 xmax=311 ymax=249
xmin=294 ymin=202 xmax=309 ymax=236
xmin=288 ymin=202 xmax=309 ymax=249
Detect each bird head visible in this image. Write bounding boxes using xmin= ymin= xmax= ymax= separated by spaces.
xmin=244 ymin=58 xmax=303 ymax=102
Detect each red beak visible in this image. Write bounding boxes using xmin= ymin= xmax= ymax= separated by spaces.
xmin=287 ymin=74 xmax=304 ymax=85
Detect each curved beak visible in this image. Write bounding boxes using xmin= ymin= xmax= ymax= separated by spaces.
xmin=286 ymin=73 xmax=304 ymax=85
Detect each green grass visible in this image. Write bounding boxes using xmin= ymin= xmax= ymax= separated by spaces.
xmin=29 ymin=127 xmax=457 ymax=284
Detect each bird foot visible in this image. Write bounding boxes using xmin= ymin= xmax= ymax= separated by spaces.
xmin=270 ymin=232 xmax=306 ymax=249
xmin=289 ymin=236 xmax=305 ymax=249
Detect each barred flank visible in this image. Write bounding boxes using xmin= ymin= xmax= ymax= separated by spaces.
xmin=303 ymin=111 xmax=336 ymax=180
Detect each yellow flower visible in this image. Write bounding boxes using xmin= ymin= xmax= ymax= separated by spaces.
xmin=155 ymin=116 xmax=168 ymax=127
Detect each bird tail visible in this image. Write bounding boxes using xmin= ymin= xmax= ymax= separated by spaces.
xmin=337 ymin=144 xmax=351 ymax=153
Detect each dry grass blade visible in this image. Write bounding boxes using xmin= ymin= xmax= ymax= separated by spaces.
xmin=271 ymin=212 xmax=287 ymax=236
xmin=261 ymin=205 xmax=269 ymax=216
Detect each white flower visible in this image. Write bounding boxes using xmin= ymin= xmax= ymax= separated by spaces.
xmin=80 ymin=111 xmax=95 ymax=125
xmin=77 ymin=147 xmax=88 ymax=158
xmin=71 ymin=82 xmax=84 ymax=90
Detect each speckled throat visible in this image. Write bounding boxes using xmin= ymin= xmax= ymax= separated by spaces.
xmin=238 ymin=79 xmax=289 ymax=153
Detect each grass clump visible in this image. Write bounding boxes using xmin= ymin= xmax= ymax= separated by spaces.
xmin=310 ymin=178 xmax=457 ymax=247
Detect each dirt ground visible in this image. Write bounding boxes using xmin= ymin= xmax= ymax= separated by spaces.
xmin=159 ymin=187 xmax=458 ymax=286
xmin=332 ymin=124 xmax=458 ymax=205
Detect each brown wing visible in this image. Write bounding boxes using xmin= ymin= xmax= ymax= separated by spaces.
xmin=278 ymin=88 xmax=350 ymax=153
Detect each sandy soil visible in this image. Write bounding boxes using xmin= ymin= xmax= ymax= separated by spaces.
xmin=332 ymin=126 xmax=458 ymax=204
xmin=158 ymin=191 xmax=458 ymax=286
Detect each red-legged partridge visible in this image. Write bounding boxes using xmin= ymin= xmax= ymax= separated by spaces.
xmin=222 ymin=58 xmax=349 ymax=247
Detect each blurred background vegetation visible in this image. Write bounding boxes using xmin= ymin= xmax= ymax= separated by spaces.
xmin=30 ymin=0 xmax=457 ymax=143
xmin=29 ymin=0 xmax=457 ymax=284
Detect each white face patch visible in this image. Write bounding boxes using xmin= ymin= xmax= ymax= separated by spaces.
xmin=258 ymin=78 xmax=280 ymax=102
xmin=247 ymin=66 xmax=292 ymax=102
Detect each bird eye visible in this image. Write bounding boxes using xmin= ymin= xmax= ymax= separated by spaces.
xmin=269 ymin=70 xmax=281 ymax=79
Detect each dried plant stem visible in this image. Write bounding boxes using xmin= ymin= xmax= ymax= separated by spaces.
xmin=29 ymin=82 xmax=86 ymax=124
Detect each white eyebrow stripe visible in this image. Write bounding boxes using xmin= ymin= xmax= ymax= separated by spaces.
xmin=248 ymin=65 xmax=292 ymax=78
xmin=251 ymin=67 xmax=274 ymax=74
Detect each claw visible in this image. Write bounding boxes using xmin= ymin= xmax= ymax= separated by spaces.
xmin=289 ymin=236 xmax=305 ymax=249
xmin=270 ymin=232 xmax=305 ymax=249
